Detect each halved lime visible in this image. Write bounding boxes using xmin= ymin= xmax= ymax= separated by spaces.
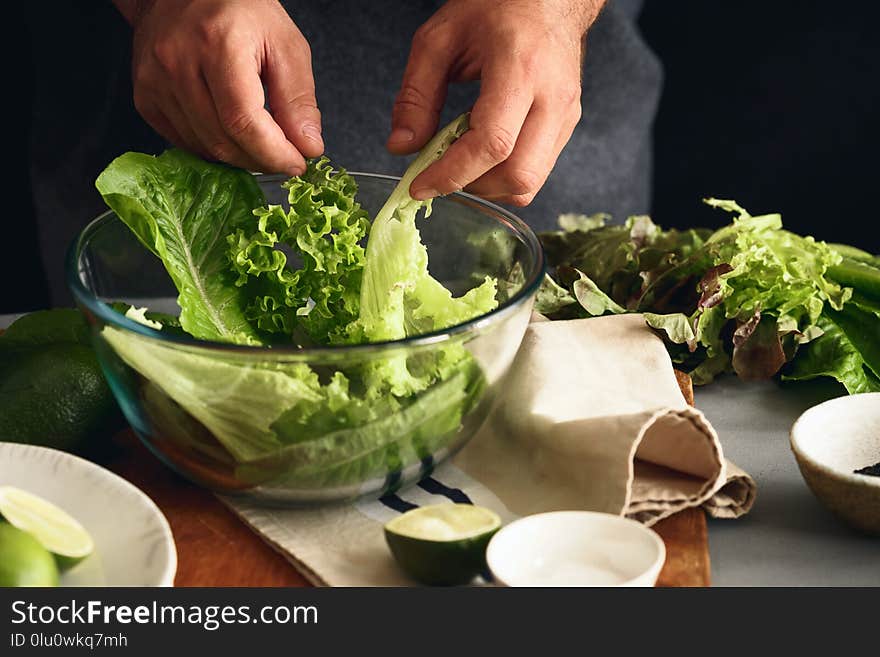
xmin=0 ymin=486 xmax=94 ymax=571
xmin=0 ymin=522 xmax=59 ymax=586
xmin=384 ymin=503 xmax=502 ymax=585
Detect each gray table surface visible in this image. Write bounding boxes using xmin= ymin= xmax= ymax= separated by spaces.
xmin=3 ymin=312 xmax=877 ymax=585
xmin=696 ymin=377 xmax=879 ymax=586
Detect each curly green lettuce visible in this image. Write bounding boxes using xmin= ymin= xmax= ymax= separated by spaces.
xmin=539 ymin=198 xmax=879 ymax=393
xmin=227 ymin=157 xmax=370 ymax=344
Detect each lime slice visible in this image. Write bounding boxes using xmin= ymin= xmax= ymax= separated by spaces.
xmin=0 ymin=523 xmax=59 ymax=586
xmin=384 ymin=503 xmax=502 ymax=585
xmin=0 ymin=487 xmax=94 ymax=571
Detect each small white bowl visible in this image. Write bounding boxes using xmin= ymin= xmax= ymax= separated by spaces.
xmin=0 ymin=442 xmax=177 ymax=586
xmin=790 ymin=392 xmax=880 ymax=534
xmin=486 ymin=511 xmax=665 ymax=587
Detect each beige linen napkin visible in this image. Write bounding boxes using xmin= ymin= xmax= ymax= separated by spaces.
xmin=222 ymin=313 xmax=756 ymax=586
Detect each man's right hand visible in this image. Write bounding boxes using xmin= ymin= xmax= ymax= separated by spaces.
xmin=117 ymin=0 xmax=322 ymax=175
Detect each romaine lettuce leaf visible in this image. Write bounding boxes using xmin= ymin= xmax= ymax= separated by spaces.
xmin=241 ymin=361 xmax=484 ymax=488
xmin=353 ymin=113 xmax=497 ymax=345
xmin=344 ymin=113 xmax=499 ymax=398
xmin=783 ymin=312 xmax=880 ymax=394
xmin=96 ymin=150 xmax=265 ymax=344
xmin=101 ymin=326 xmax=319 ymax=461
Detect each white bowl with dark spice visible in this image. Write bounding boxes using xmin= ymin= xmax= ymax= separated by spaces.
xmin=790 ymin=393 xmax=880 ymax=535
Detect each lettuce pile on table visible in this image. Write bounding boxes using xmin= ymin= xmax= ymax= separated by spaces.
xmin=94 ymin=114 xmax=499 ymax=487
xmin=536 ymin=200 xmax=880 ymax=394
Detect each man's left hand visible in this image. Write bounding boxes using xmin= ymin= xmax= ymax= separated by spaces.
xmin=388 ymin=0 xmax=603 ymax=206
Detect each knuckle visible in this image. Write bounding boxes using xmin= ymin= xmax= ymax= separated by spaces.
xmin=509 ymin=193 xmax=536 ymax=207
xmin=412 ymin=20 xmax=452 ymax=54
xmin=480 ymin=125 xmax=516 ymax=162
xmin=206 ymin=140 xmax=237 ymax=162
xmin=505 ymin=168 xmax=542 ymax=196
xmin=284 ymin=92 xmax=319 ymax=113
xmin=571 ymin=100 xmax=583 ymax=124
xmin=515 ymin=51 xmax=541 ymax=79
xmin=219 ymin=109 xmax=257 ymax=138
xmin=194 ymin=15 xmax=229 ymax=45
xmin=436 ymin=174 xmax=465 ymax=193
xmin=151 ymin=39 xmax=179 ymax=73
xmin=394 ymin=84 xmax=433 ymax=112
xmin=557 ymin=83 xmax=582 ymax=108
xmin=189 ymin=1 xmax=241 ymax=45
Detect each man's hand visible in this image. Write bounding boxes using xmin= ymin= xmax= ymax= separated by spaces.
xmin=388 ymin=0 xmax=603 ymax=206
xmin=116 ymin=0 xmax=322 ymax=175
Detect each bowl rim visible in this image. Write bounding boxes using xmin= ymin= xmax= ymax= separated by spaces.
xmin=66 ymin=171 xmax=545 ymax=356
xmin=485 ymin=510 xmax=666 ymax=587
xmin=789 ymin=392 xmax=880 ymax=489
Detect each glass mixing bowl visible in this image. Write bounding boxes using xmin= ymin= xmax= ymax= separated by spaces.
xmin=67 ymin=173 xmax=544 ymax=504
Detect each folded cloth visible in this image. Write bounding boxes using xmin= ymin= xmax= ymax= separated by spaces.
xmin=222 ymin=313 xmax=756 ymax=586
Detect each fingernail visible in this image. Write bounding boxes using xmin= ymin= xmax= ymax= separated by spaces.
xmin=388 ymin=127 xmax=415 ymax=144
xmin=411 ymin=187 xmax=439 ymax=201
xmin=302 ymin=123 xmax=323 ymax=143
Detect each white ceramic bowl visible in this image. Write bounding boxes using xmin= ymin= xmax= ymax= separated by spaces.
xmin=0 ymin=442 xmax=177 ymax=586
xmin=486 ymin=511 xmax=665 ymax=587
xmin=790 ymin=392 xmax=880 ymax=534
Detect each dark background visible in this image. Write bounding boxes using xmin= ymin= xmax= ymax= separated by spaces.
xmin=6 ymin=1 xmax=879 ymax=313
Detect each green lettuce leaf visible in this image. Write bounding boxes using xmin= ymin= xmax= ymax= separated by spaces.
xmin=346 ymin=113 xmax=498 ymax=398
xmin=353 ymin=113 xmax=497 ymax=341
xmin=644 ymin=312 xmax=696 ymax=345
xmin=700 ymin=199 xmax=851 ymax=328
xmin=101 ymin=326 xmax=320 ymax=461
xmin=827 ymin=257 xmax=880 ymax=301
xmin=240 ymin=361 xmax=484 ymax=488
xmin=783 ymin=311 xmax=880 ymax=394
xmin=227 ymin=157 xmax=370 ymax=344
xmin=541 ymin=196 xmax=879 ymax=390
xmin=534 ymin=274 xmax=577 ymax=315
xmin=96 ymin=150 xmax=265 ymax=344
xmin=571 ymin=270 xmax=626 ymax=316
xmin=101 ymin=319 xmax=487 ymax=481
xmin=540 ymin=213 xmax=712 ymax=314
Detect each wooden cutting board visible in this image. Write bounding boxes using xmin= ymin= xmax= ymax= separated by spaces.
xmin=100 ymin=428 xmax=710 ymax=588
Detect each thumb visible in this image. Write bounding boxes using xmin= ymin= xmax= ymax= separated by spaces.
xmin=265 ymin=40 xmax=324 ymax=159
xmin=387 ymin=33 xmax=450 ymax=155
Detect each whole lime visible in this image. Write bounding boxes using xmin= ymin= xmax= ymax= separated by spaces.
xmin=0 ymin=344 xmax=120 ymax=454
xmin=0 ymin=310 xmax=121 ymax=455
xmin=0 ymin=522 xmax=60 ymax=587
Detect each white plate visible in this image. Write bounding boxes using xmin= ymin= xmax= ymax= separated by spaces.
xmin=486 ymin=511 xmax=665 ymax=587
xmin=0 ymin=442 xmax=176 ymax=586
